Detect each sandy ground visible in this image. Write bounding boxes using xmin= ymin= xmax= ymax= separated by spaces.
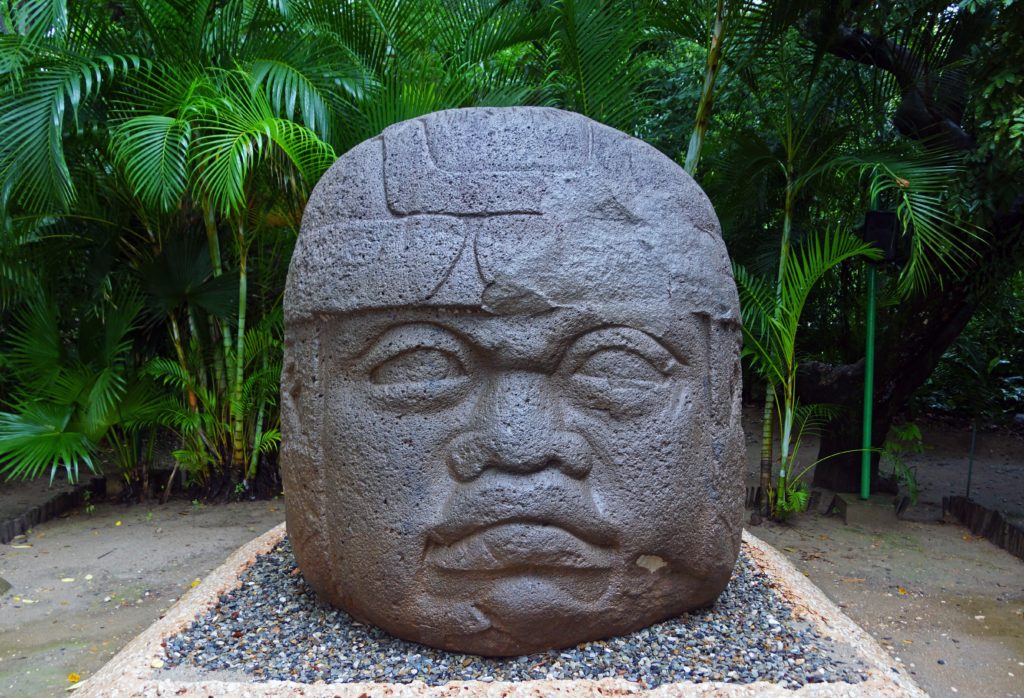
xmin=0 ymin=501 xmax=285 ymax=697
xmin=755 ymin=514 xmax=1023 ymax=698
xmin=0 ymin=410 xmax=1021 ymax=698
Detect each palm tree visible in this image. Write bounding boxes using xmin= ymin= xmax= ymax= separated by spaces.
xmin=735 ymin=229 xmax=880 ymax=518
xmin=689 ymin=4 xmax=986 ymax=506
xmin=0 ymin=0 xmax=657 ymax=488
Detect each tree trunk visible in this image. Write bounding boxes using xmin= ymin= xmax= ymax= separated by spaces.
xmin=807 ymin=201 xmax=1024 ymax=491
xmin=758 ymin=391 xmax=773 ymax=515
xmin=684 ymin=0 xmax=727 ymax=175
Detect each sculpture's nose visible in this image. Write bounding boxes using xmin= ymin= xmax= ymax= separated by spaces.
xmin=446 ymin=371 xmax=592 ymax=482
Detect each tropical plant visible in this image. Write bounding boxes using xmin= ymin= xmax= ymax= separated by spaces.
xmin=879 ymin=422 xmax=923 ymax=508
xmin=736 ymin=227 xmax=881 ymax=519
xmin=0 ymin=290 xmax=161 ymax=484
xmin=0 ymin=0 xmax=662 ymax=492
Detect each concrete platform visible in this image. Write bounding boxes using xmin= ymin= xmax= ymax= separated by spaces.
xmin=831 ymin=493 xmax=901 ymax=526
xmin=75 ymin=524 xmax=926 ymax=697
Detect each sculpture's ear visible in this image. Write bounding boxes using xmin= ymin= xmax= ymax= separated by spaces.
xmin=280 ymin=323 xmax=335 ymax=599
xmin=706 ymin=316 xmax=743 ymax=468
xmin=280 ymin=322 xmax=323 ymax=466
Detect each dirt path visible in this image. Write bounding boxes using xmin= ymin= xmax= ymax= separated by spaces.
xmin=754 ymin=514 xmax=1023 ymax=698
xmin=0 ymin=500 xmax=285 ymax=697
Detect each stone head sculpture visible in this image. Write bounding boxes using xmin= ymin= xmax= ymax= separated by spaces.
xmin=281 ymin=107 xmax=743 ymax=656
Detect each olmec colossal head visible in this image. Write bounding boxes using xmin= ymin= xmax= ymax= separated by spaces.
xmin=281 ymin=107 xmax=744 ymax=656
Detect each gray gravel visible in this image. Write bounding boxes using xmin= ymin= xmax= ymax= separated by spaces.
xmin=163 ymin=539 xmax=867 ymax=689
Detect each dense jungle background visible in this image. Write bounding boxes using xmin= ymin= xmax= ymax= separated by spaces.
xmin=0 ymin=0 xmax=1021 ymax=515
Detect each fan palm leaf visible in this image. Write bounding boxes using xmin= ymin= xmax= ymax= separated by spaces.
xmin=0 ymin=403 xmax=95 ymax=483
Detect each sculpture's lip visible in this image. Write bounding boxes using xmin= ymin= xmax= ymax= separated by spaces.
xmin=425 ymin=520 xmax=615 ymax=571
xmin=428 ymin=512 xmax=617 ymax=548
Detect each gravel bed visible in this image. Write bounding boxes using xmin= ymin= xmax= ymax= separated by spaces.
xmin=163 ymin=538 xmax=868 ymax=689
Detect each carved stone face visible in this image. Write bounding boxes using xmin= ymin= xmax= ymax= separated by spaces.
xmin=282 ymin=108 xmax=743 ymax=656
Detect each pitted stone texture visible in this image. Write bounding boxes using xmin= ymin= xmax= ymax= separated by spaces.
xmin=281 ymin=107 xmax=745 ymax=656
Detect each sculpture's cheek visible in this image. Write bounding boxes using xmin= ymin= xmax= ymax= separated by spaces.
xmin=315 ymin=384 xmax=471 ymax=620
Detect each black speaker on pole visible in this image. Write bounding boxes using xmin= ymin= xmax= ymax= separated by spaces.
xmin=861 ymin=210 xmax=900 ymax=263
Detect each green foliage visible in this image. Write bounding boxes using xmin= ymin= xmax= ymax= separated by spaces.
xmin=543 ymin=0 xmax=648 ymax=131
xmin=768 ymin=478 xmax=809 ymax=520
xmin=837 ymin=149 xmax=983 ymax=297
xmin=0 ymin=0 xmax=1019 ymax=500
xmin=0 ymin=290 xmax=161 ymax=484
xmin=0 ymin=0 xmax=660 ymax=491
xmin=880 ymin=422 xmax=924 ymax=505
xmin=737 ymin=228 xmax=882 ymax=387
xmin=737 ymin=228 xmax=880 ymax=519
xmin=915 ymin=271 xmax=1024 ymax=421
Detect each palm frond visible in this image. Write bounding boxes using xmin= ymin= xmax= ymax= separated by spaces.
xmin=80 ymin=366 xmax=127 ymax=439
xmin=548 ymin=0 xmax=648 ymax=131
xmin=254 ymin=427 xmax=280 ymax=455
xmin=6 ymin=293 xmax=62 ymax=390
xmin=837 ymin=143 xmax=985 ymax=297
xmin=0 ymin=51 xmax=147 ymax=211
xmin=189 ymin=72 xmax=336 ymax=216
xmin=793 ymin=402 xmax=840 ymax=439
xmin=138 ymin=232 xmax=238 ymax=319
xmin=145 ymin=356 xmax=196 ymax=392
xmin=0 ymin=403 xmax=96 ymax=483
xmin=2 ymin=0 xmax=69 ymax=44
xmin=779 ymin=226 xmax=882 ymax=335
xmin=110 ymin=115 xmax=191 ymax=211
xmin=113 ymin=377 xmax=166 ymax=431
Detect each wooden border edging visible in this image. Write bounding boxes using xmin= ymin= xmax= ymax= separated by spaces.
xmin=0 ymin=476 xmax=107 ymax=544
xmin=943 ymin=495 xmax=1024 ymax=560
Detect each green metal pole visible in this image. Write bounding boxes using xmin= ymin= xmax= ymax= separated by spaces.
xmin=861 ymin=263 xmax=876 ymax=500
xmin=966 ymin=419 xmax=977 ymax=499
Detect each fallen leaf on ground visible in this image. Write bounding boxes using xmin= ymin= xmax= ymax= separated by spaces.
xmin=68 ymin=673 xmax=80 ymax=683
xmin=840 ymin=577 xmax=866 ymax=583
xmin=898 ymin=587 xmax=908 ymax=595
xmin=115 ymin=521 xmax=122 ymax=527
xmin=190 ymin=578 xmax=200 ymax=588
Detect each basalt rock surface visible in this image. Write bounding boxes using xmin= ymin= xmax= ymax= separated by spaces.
xmin=280 ymin=107 xmax=745 ymax=656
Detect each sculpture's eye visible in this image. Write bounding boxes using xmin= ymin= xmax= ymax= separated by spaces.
xmin=371 ymin=348 xmax=466 ymax=385
xmin=575 ymin=349 xmax=664 ymax=384
xmin=356 ymin=323 xmax=475 ymax=411
xmin=562 ymin=327 xmax=679 ymax=417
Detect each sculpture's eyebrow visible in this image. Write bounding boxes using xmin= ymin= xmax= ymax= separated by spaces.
xmin=353 ymin=322 xmax=474 ymax=368
xmin=561 ymin=326 xmax=683 ymax=373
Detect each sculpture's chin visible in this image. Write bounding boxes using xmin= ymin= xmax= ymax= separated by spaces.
xmin=466 ymin=573 xmax=617 ymax=653
xmin=375 ymin=562 xmax=730 ymax=657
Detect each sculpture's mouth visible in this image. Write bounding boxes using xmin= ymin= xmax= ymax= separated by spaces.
xmin=426 ymin=520 xmax=615 ymax=571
